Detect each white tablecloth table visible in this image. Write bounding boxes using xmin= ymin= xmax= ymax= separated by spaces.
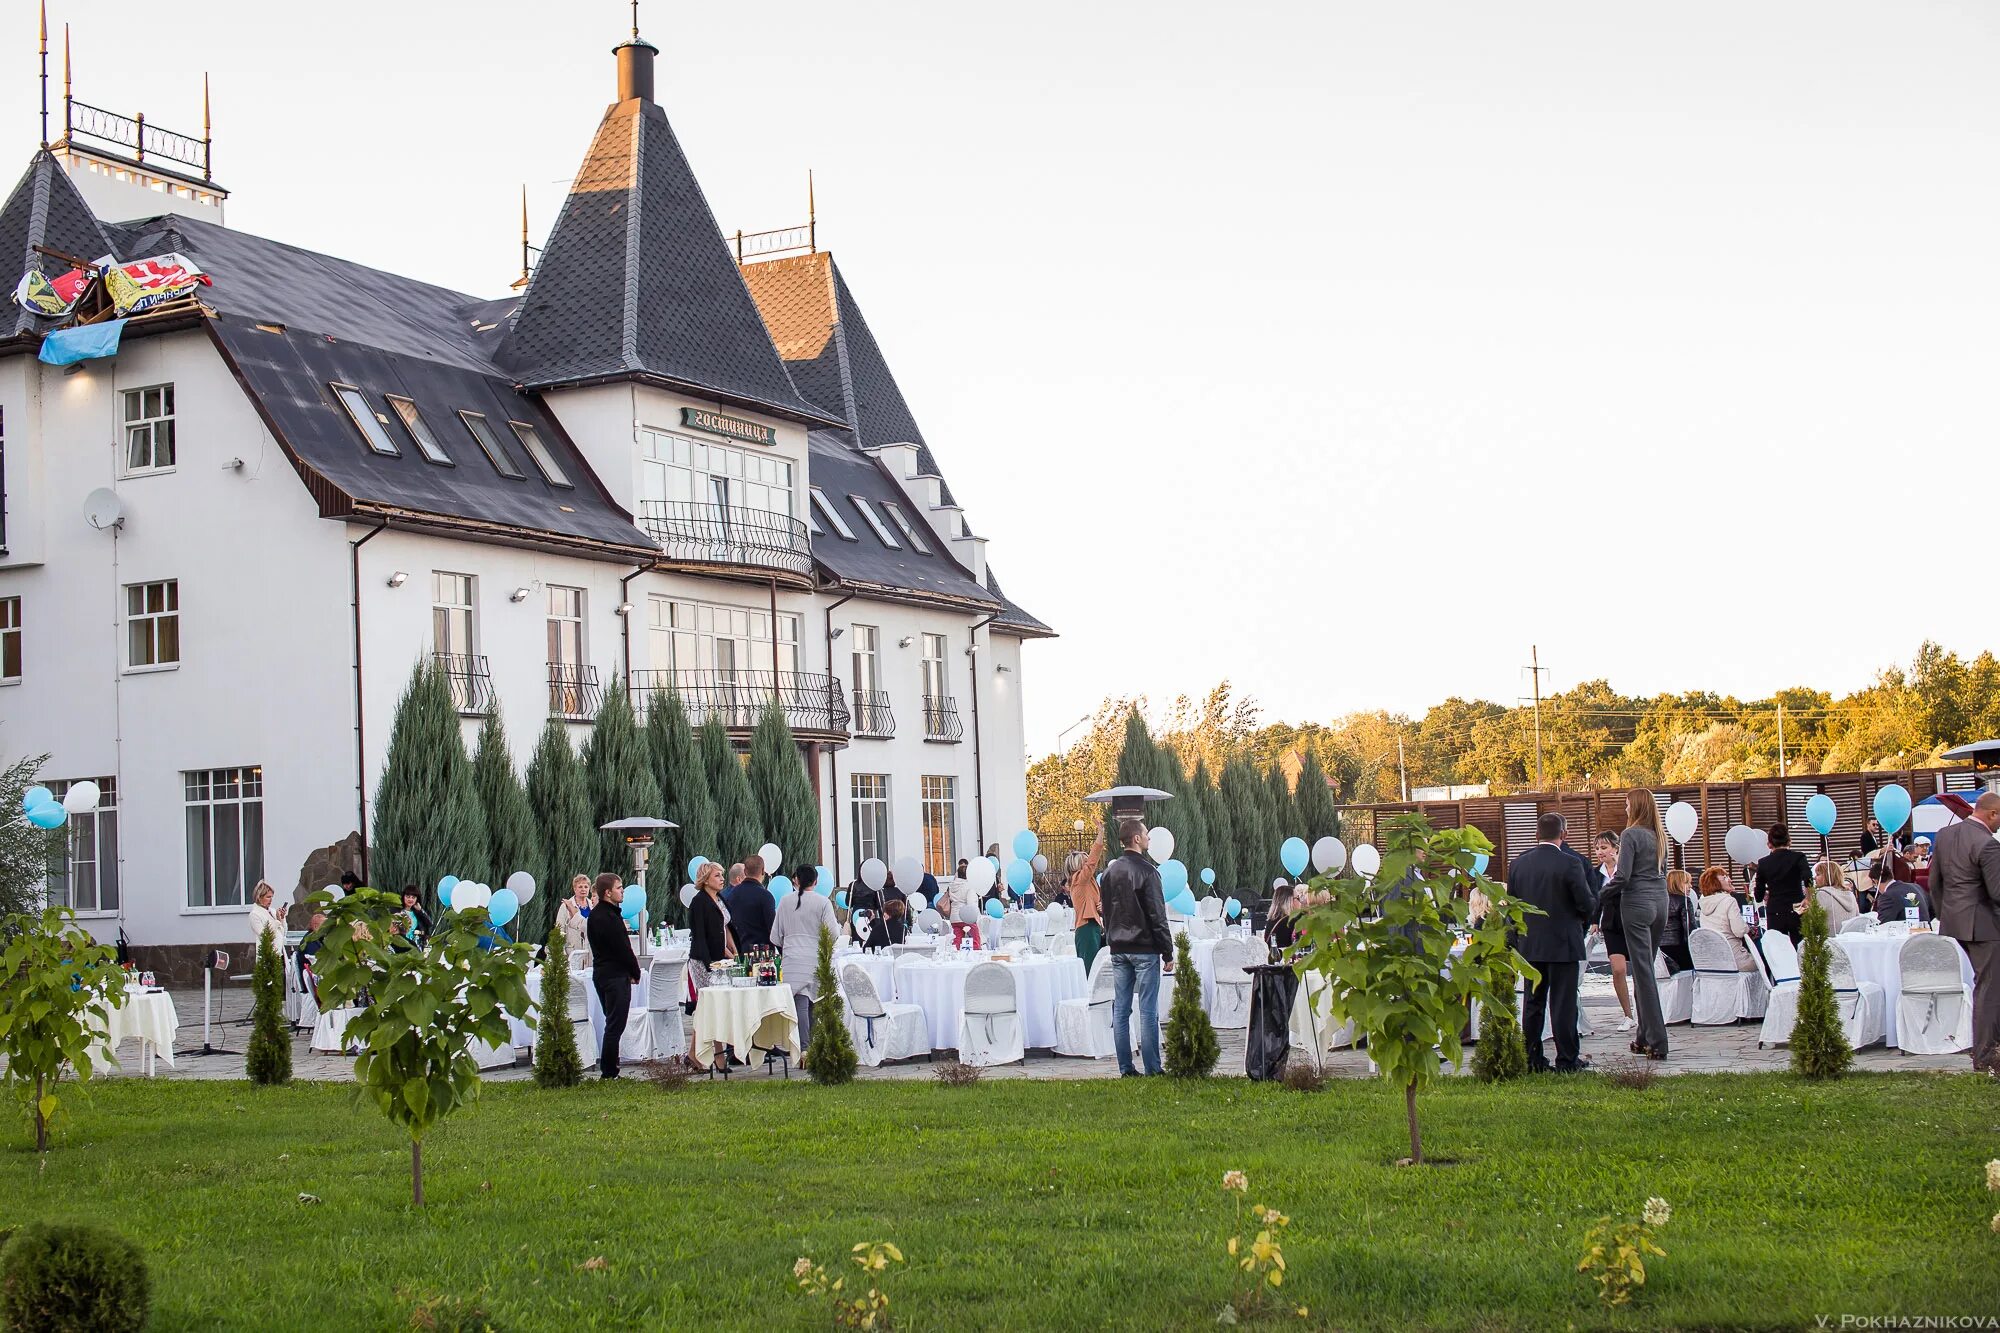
xmin=508 ymin=968 xmax=542 ymax=1050
xmin=894 ymin=954 xmax=1088 ymax=1050
xmin=832 ymin=950 xmax=899 ymax=1003
xmin=1836 ymin=930 xmax=1975 ymax=1048
xmin=311 ymin=1006 xmax=364 ymax=1053
xmin=93 ymin=988 xmax=178 ymax=1076
xmin=690 ymin=982 xmax=798 ymax=1067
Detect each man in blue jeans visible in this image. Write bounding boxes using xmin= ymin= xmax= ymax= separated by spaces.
xmin=1099 ymin=818 xmax=1174 ymax=1076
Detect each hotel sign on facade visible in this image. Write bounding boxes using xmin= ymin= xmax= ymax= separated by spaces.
xmin=681 ymin=406 xmax=776 ymax=447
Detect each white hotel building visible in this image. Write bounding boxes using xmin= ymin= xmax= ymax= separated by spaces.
xmin=0 ymin=27 xmax=1050 ymax=974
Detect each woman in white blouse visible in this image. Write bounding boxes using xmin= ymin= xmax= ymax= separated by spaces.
xmin=555 ymin=874 xmax=594 ymax=966
xmin=246 ymin=880 xmax=288 ymax=956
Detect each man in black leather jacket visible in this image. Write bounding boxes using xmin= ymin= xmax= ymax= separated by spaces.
xmin=1100 ymin=819 xmax=1173 ymax=1076
xmin=586 ymin=873 xmax=641 ymax=1079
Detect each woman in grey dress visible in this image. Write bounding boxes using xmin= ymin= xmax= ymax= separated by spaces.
xmin=1607 ymin=789 xmax=1671 ymax=1059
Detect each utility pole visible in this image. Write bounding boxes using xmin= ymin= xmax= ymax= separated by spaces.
xmin=1777 ymin=698 xmax=1787 ymax=778
xmin=1525 ymin=645 xmax=1548 ymax=790
xmin=1397 ymin=733 xmax=1408 ymax=802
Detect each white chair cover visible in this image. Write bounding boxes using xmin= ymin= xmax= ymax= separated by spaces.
xmin=310 ymin=1005 xmax=363 ymax=1053
xmin=1690 ymin=928 xmax=1767 ymax=1025
xmin=1837 ymin=915 xmax=1872 ymax=935
xmin=1208 ymin=938 xmax=1254 ymax=1029
xmin=1755 ymin=930 xmax=1802 ymax=1044
xmin=1198 ymin=897 xmax=1224 ymax=921
xmin=1054 ymin=952 xmax=1117 ymax=1057
xmin=841 ymin=964 xmax=929 ymax=1066
xmin=999 ymin=913 xmax=1029 ymax=942
xmin=1657 ymin=949 xmax=1694 ymax=1025
xmin=645 ymin=956 xmax=688 ymax=1060
xmin=1894 ymin=934 xmax=1972 ymax=1054
xmin=1760 ymin=932 xmax=1801 ymax=986
xmin=1828 ymin=939 xmax=1887 ymax=1050
xmin=957 ymin=962 xmax=1025 ymax=1066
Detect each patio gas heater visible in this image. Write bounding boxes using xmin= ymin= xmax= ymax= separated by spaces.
xmin=600 ymin=816 xmax=676 ymax=952
xmin=1939 ymin=740 xmax=2000 ymax=796
xmin=1083 ymin=785 xmax=1174 ymax=827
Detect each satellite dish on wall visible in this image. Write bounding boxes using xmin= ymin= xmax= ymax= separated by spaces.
xmin=83 ymin=488 xmax=125 ymax=532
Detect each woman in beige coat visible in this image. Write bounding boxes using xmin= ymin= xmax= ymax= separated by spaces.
xmin=1813 ymin=861 xmax=1860 ymax=934
xmin=1697 ymin=867 xmax=1757 ymax=970
xmin=555 ymin=874 xmax=594 ymax=967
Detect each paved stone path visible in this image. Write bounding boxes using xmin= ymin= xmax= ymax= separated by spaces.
xmin=79 ymin=971 xmax=1974 ymax=1084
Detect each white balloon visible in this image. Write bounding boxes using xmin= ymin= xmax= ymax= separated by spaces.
xmin=1351 ymin=843 xmax=1382 ymax=878
xmin=1032 ymin=854 xmax=1048 ymax=874
xmin=60 ymin=780 xmax=101 ymax=814
xmin=325 ymin=884 xmax=345 ymax=901
xmin=506 ymin=870 xmax=537 ymax=903
xmin=1147 ymin=826 xmax=1176 ymax=864
xmin=758 ymin=842 xmax=784 ymax=873
xmin=1664 ymin=801 xmax=1699 ymax=846
xmin=679 ymin=883 xmax=697 ymax=908
xmin=964 ymin=857 xmax=997 ymax=892
xmin=893 ymin=855 xmax=923 ymax=888
xmin=1724 ymin=824 xmax=1768 ymax=866
xmin=860 ymin=858 xmax=888 ymax=892
xmin=462 ymin=883 xmax=492 ymax=910
xmin=1311 ymin=836 xmax=1346 ymax=874
xmin=909 ymin=893 xmax=928 ymax=914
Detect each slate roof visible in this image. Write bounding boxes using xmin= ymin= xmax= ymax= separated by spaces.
xmin=806 ymin=432 xmax=998 ymax=608
xmin=497 ymin=99 xmax=840 ymax=428
xmin=0 ymin=150 xmax=120 ymax=340
xmin=983 ymin=567 xmax=1056 ymax=638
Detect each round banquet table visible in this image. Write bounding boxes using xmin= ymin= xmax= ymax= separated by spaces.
xmin=1835 ymin=930 xmax=1974 ymax=1048
xmin=690 ymin=982 xmax=798 ymax=1068
xmin=93 ymin=987 xmax=178 ymax=1076
xmin=832 ymin=949 xmax=899 ymax=1004
xmin=894 ymin=954 xmax=1088 ymax=1050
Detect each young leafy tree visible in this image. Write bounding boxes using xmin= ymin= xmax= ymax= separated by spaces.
xmin=0 ymin=907 xmax=124 ymax=1151
xmin=700 ymin=714 xmax=762 ymax=863
xmin=582 ymin=678 xmax=663 ymax=886
xmin=1293 ymin=813 xmax=1536 ymax=1164
xmin=804 ymin=925 xmax=858 ymax=1084
xmin=525 ymin=719 xmax=596 ymax=943
xmin=1163 ymin=933 xmax=1220 ymax=1077
xmin=1193 ymin=757 xmax=1235 ymax=896
xmin=533 ymin=925 xmax=583 ymax=1088
xmin=1293 ymin=747 xmax=1339 ymax=845
xmin=1 ymin=754 xmax=64 ymax=921
xmin=244 ymin=929 xmax=292 ymax=1086
xmin=313 ymin=887 xmax=532 ymax=1206
xmin=471 ymin=708 xmax=538 ymax=899
xmin=371 ymin=661 xmax=486 ymax=913
xmin=749 ymin=703 xmax=820 ymax=876
xmin=1219 ymin=757 xmax=1271 ymax=897
xmin=645 ymin=689 xmax=713 ymax=925
xmin=1790 ymin=902 xmax=1853 ymax=1079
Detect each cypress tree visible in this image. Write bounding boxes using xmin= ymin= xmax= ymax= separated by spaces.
xmin=700 ymin=714 xmax=762 ymax=863
xmin=1163 ymin=933 xmax=1220 ymax=1077
xmin=470 ymin=708 xmax=538 ymax=923
xmin=525 ymin=718 xmax=596 ymax=929
xmin=1193 ymin=757 xmax=1234 ymax=895
xmin=1107 ymin=708 xmax=1157 ymax=846
xmin=645 ymin=689 xmax=713 ymax=923
xmin=1294 ymin=747 xmax=1339 ymax=845
xmin=804 ymin=925 xmax=857 ymax=1083
xmin=1219 ymin=757 xmax=1270 ymax=897
xmin=245 ymin=930 xmax=291 ymax=1086
xmin=1473 ymin=993 xmax=1528 ymax=1082
xmin=749 ymin=703 xmax=820 ymax=876
xmin=582 ymin=678 xmax=663 ymax=890
xmin=532 ymin=925 xmax=583 ymax=1088
xmin=1790 ymin=902 xmax=1853 ymax=1079
xmin=1264 ymin=764 xmax=1296 ymax=884
xmin=371 ymin=660 xmax=486 ymax=913
xmin=1157 ymin=748 xmax=1211 ymax=897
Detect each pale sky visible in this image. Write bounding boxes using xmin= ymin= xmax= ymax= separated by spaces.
xmin=11 ymin=1 xmax=1997 ymax=761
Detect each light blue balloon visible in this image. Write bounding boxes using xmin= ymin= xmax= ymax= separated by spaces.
xmin=1171 ymin=888 xmax=1198 ymax=916
xmin=436 ymin=874 xmax=459 ymax=908
xmin=1200 ymin=867 xmax=1216 ymax=886
xmin=1873 ymin=784 xmax=1912 ymax=836
xmin=625 ymin=885 xmax=647 ymax=915
xmin=835 ymin=891 xmax=849 ymax=909
xmin=1159 ymin=859 xmax=1189 ymax=894
xmin=1006 ymin=859 xmax=1033 ymax=894
xmin=769 ymin=874 xmax=792 ymax=900
xmin=1224 ymin=896 xmax=1242 ymax=920
xmin=488 ymin=888 xmax=519 ymax=928
xmin=1471 ymin=852 xmax=1490 ymax=877
xmin=621 ymin=898 xmax=642 ymax=922
xmin=815 ymin=868 xmax=834 ymax=896
xmin=22 ymin=786 xmax=52 ymax=812
xmin=1805 ymin=794 xmax=1838 ymax=837
xmin=986 ymin=899 xmax=1005 ymax=919
xmin=687 ymin=855 xmax=708 ymax=881
xmin=1279 ymin=837 xmax=1310 ymax=878
xmin=26 ymin=802 xmax=66 ymax=830
xmin=1012 ymin=829 xmax=1040 ymax=861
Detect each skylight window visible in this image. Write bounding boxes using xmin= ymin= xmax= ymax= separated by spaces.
xmin=508 ymin=420 xmax=572 ymax=488
xmin=811 ymin=488 xmax=856 ymax=541
xmin=880 ymin=500 xmax=931 ymax=554
xmin=849 ymin=496 xmax=901 ymax=550
xmin=457 ymin=411 xmax=525 ymax=480
xmin=386 ymin=395 xmax=452 ymax=465
xmin=804 ymin=507 xmax=823 ymax=537
xmin=333 ymin=384 xmax=399 ymax=457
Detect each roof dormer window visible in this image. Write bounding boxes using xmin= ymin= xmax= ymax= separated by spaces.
xmin=508 ymin=420 xmax=572 ymax=488
xmin=386 ymin=395 xmax=453 ymax=466
xmin=811 ymin=488 xmax=857 ymax=541
xmin=457 ymin=411 xmax=526 ymax=480
xmin=333 ymin=384 xmax=400 ymax=457
xmin=880 ymin=500 xmax=931 ymax=555
xmin=849 ymin=496 xmax=901 ymax=550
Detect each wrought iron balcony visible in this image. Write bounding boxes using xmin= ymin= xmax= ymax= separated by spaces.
xmin=434 ymin=652 xmax=494 ymax=716
xmin=923 ymin=695 xmax=964 ymax=743
xmin=852 ymin=690 xmax=895 ymax=739
xmin=637 ymin=501 xmax=813 ymax=578
xmin=549 ymin=662 xmax=602 ymax=721
xmin=630 ymin=669 xmax=851 ymax=737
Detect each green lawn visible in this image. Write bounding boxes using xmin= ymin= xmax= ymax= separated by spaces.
xmin=3 ymin=1072 xmax=1996 ymax=1331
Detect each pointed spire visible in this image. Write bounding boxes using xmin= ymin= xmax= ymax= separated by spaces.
xmin=38 ymin=1 xmax=49 ymax=148
xmin=202 ymin=71 xmax=212 ymax=180
xmin=511 ymin=184 xmax=531 ymax=290
xmin=613 ymin=1 xmax=658 ymax=103
xmin=808 ymin=169 xmax=816 ymax=254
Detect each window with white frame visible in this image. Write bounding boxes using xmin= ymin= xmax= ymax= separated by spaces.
xmin=881 ymin=500 xmax=931 ymax=554
xmin=646 ymin=597 xmax=799 ymax=676
xmin=850 ymin=624 xmax=880 ymax=694
xmin=811 ymin=488 xmax=856 ymax=540
xmin=640 ymin=429 xmax=792 ymax=517
xmin=0 ymin=596 xmax=18 ymax=683
xmin=547 ymin=585 xmax=585 ymax=669
xmin=184 ymin=766 xmax=264 ymax=908
xmin=432 ymin=572 xmax=476 ymax=658
xmin=852 ymin=774 xmax=890 ymax=868
xmin=123 ymin=383 xmax=176 ymax=473
xmin=848 ymin=496 xmax=901 ymax=549
xmin=125 ymin=580 xmax=179 ymax=670
xmin=921 ymin=632 xmax=947 ymax=699
xmin=46 ymin=777 xmax=117 ymax=912
xmin=920 ymin=776 xmax=958 ymax=876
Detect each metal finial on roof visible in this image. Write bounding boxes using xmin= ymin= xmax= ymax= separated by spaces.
xmin=631 ymin=0 xmax=640 ymax=39
xmin=38 ymin=0 xmax=49 ymax=148
xmin=808 ymin=169 xmax=816 ymax=253
xmin=513 ymin=185 xmax=532 ymax=289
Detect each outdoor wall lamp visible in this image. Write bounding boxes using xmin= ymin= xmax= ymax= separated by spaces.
xmin=829 ymin=627 xmax=845 ymax=639
xmin=898 ymin=635 xmax=914 ymax=647
xmin=509 ymin=587 xmax=531 ymax=603
xmin=386 ymin=571 xmax=409 ymax=588
xmin=615 ymin=602 xmax=634 ymax=616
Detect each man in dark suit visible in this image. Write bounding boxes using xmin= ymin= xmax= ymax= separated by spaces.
xmin=1755 ymin=825 xmax=1812 ymax=942
xmin=586 ymin=873 xmax=641 ymax=1080
xmin=1931 ymin=793 xmax=2000 ymax=1072
xmin=1509 ymin=811 xmax=1598 ymax=1073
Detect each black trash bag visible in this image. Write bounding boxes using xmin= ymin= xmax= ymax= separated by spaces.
xmin=1245 ymin=963 xmax=1299 ymax=1081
